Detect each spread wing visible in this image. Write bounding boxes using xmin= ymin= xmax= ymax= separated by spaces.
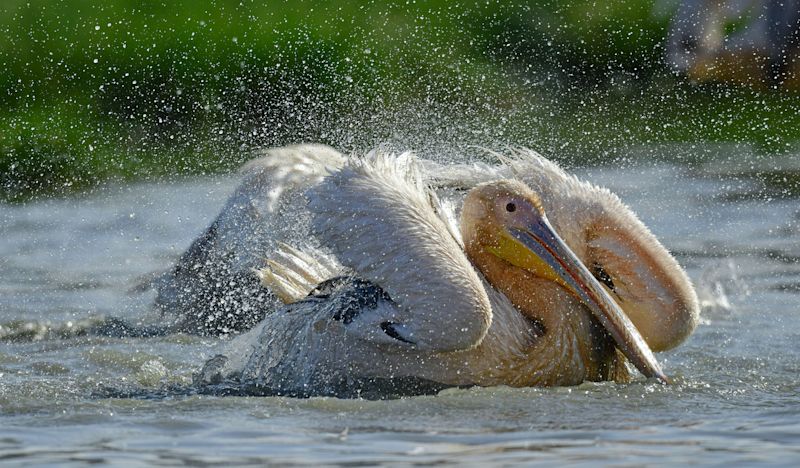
xmin=151 ymin=144 xmax=346 ymax=334
xmin=307 ymin=151 xmax=492 ymax=352
xmin=150 ymin=144 xmax=532 ymax=338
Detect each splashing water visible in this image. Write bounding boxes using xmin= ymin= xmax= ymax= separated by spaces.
xmin=2 ymin=155 xmax=800 ymax=464
xmin=3 ymin=0 xmax=800 ymax=463
xmin=697 ymin=259 xmax=751 ymax=315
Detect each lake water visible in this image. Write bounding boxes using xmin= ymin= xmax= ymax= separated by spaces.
xmin=2 ymin=151 xmax=799 ymax=465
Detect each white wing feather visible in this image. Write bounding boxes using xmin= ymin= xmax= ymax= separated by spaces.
xmin=307 ymin=151 xmax=493 ymax=352
xmin=257 ymin=242 xmax=344 ymax=304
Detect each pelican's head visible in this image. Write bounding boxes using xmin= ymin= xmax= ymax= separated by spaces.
xmin=461 ymin=179 xmax=674 ymax=383
xmin=509 ymin=154 xmax=700 ymax=354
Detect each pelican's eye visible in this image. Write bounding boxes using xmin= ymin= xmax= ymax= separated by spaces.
xmin=592 ymin=263 xmax=615 ymax=291
xmin=505 ymin=202 xmax=516 ymax=213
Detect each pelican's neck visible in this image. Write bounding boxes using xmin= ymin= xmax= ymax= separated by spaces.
xmin=465 ymin=246 xmax=628 ymax=386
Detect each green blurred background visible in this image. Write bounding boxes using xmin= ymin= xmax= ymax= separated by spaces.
xmin=1 ymin=0 xmax=798 ymax=201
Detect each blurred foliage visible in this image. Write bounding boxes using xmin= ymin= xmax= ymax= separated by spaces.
xmin=1 ymin=0 xmax=799 ymax=201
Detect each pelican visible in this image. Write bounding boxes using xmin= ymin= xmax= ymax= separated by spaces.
xmin=186 ymin=148 xmax=699 ymax=396
xmin=666 ymin=0 xmax=800 ymax=89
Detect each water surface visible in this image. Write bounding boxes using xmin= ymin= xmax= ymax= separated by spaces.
xmin=1 ymin=155 xmax=799 ymax=465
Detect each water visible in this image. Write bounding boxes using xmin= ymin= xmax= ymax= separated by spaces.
xmin=2 ymin=154 xmax=800 ymax=465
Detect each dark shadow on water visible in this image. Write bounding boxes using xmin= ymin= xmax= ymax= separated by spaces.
xmin=93 ymin=377 xmax=462 ymax=401
xmin=0 ymin=316 xmax=173 ymax=343
xmin=87 ymin=317 xmax=174 ymax=339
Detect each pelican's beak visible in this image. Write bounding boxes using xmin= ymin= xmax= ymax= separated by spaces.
xmin=501 ymin=214 xmax=668 ymax=384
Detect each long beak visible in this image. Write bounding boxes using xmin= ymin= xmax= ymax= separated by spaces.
xmin=507 ymin=215 xmax=668 ymax=384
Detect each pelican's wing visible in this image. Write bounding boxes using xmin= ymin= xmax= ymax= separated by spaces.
xmin=307 ymin=151 xmax=493 ymax=352
xmin=152 ymin=144 xmax=346 ymax=334
xmin=210 ymin=143 xmax=346 ymax=266
xmin=251 ymin=154 xmax=508 ymax=304
xmin=238 ymin=144 xmax=347 ymax=215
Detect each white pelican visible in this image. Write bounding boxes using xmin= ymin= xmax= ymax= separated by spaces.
xmin=185 ymin=148 xmax=699 ymax=395
xmin=666 ymin=0 xmax=800 ymax=89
